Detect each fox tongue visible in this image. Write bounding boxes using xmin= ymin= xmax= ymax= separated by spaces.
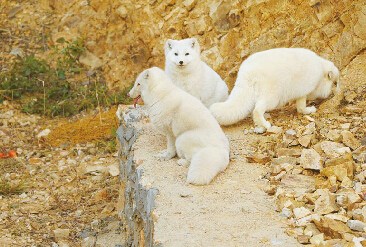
xmin=133 ymin=95 xmax=141 ymax=108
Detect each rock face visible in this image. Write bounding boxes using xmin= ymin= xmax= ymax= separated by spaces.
xmin=42 ymin=0 xmax=366 ymax=89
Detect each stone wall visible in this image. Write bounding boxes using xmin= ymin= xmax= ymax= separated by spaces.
xmin=46 ymin=0 xmax=366 ymax=89
xmin=116 ymin=118 xmax=158 ymax=247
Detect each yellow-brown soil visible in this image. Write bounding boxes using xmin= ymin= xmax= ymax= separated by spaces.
xmin=46 ymin=107 xmax=119 ymax=146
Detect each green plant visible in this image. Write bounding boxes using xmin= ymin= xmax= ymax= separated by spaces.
xmin=0 ymin=37 xmax=132 ymax=117
xmin=54 ymin=37 xmax=85 ymax=79
xmin=0 ymin=55 xmax=49 ymax=99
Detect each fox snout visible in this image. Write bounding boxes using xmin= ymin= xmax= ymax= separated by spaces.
xmin=128 ymin=88 xmax=135 ymax=98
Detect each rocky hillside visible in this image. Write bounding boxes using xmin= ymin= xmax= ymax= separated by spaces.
xmin=2 ymin=1 xmax=365 ymax=89
xmin=47 ymin=0 xmax=365 ymax=89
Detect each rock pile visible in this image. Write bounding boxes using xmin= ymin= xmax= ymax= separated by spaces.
xmin=0 ymin=101 xmax=123 ymax=246
xmin=263 ymin=113 xmax=366 ymax=245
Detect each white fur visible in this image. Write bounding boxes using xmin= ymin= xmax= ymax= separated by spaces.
xmin=128 ymin=67 xmax=230 ymax=185
xmin=164 ymin=38 xmax=229 ymax=107
xmin=210 ymin=48 xmax=340 ymax=133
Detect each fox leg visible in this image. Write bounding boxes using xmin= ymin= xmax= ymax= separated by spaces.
xmin=155 ymin=132 xmax=176 ymax=160
xmin=296 ymin=96 xmax=316 ymax=114
xmin=253 ymin=100 xmax=271 ymax=133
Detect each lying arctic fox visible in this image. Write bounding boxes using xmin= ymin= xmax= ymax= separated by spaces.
xmin=210 ymin=48 xmax=340 ymax=133
xmin=165 ymin=38 xmax=229 ymax=107
xmin=128 ymin=67 xmax=230 ymax=185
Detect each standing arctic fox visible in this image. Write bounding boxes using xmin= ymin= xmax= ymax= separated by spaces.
xmin=210 ymin=48 xmax=340 ymax=133
xmin=164 ymin=38 xmax=229 ymax=107
xmin=128 ymin=67 xmax=230 ymax=185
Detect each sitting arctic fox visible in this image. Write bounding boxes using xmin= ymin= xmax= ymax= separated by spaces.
xmin=128 ymin=67 xmax=230 ymax=185
xmin=164 ymin=38 xmax=229 ymax=107
xmin=210 ymin=48 xmax=340 ymax=133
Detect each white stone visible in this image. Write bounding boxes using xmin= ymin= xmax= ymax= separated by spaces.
xmin=281 ymin=207 xmax=292 ymax=218
xmin=300 ymin=148 xmax=323 ymax=170
xmin=285 ymin=129 xmax=297 ymax=136
xmin=295 ymin=214 xmax=314 ymax=226
xmin=320 ymin=141 xmax=346 ymax=158
xmin=293 ymin=207 xmax=312 ymax=219
xmin=347 ymin=220 xmax=366 ymax=232
xmin=108 ymin=164 xmax=120 ymax=177
xmin=37 ymin=129 xmax=51 ymax=139
xmin=303 ymin=122 xmax=316 ymax=135
xmin=340 ymin=123 xmax=351 ymax=129
xmin=324 ymin=213 xmax=349 ymax=222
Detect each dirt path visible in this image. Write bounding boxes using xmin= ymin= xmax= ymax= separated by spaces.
xmin=133 ymin=123 xmax=301 ymax=247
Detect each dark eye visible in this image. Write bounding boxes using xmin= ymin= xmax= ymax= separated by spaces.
xmin=185 ymin=53 xmax=189 ymax=56
xmin=174 ymin=53 xmax=178 ymax=56
xmin=137 ymin=83 xmax=140 ymax=86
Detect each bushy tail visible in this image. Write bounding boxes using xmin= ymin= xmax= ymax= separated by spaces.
xmin=209 ymin=85 xmax=254 ymax=126
xmin=187 ymin=147 xmax=229 ymax=185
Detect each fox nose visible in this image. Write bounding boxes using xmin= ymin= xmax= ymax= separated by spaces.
xmin=179 ymin=61 xmax=183 ymax=65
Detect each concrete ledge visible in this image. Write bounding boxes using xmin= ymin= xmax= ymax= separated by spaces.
xmin=117 ymin=116 xmax=158 ymax=247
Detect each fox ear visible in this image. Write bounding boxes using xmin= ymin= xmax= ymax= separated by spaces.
xmin=191 ymin=38 xmax=197 ymax=48
xmin=327 ymin=71 xmax=334 ymax=81
xmin=165 ymin=39 xmax=173 ymax=51
xmin=190 ymin=38 xmax=200 ymax=53
xmin=144 ymin=70 xmax=149 ymax=79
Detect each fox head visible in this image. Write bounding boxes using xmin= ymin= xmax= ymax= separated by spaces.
xmin=128 ymin=67 xmax=169 ymax=107
xmin=308 ymin=61 xmax=340 ymax=100
xmin=164 ymin=38 xmax=201 ymax=69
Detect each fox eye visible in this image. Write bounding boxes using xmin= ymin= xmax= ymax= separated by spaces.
xmin=137 ymin=83 xmax=140 ymax=86
xmin=185 ymin=53 xmax=189 ymax=56
xmin=174 ymin=53 xmax=178 ymax=56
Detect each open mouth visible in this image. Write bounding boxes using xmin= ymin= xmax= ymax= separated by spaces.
xmin=133 ymin=95 xmax=141 ymax=108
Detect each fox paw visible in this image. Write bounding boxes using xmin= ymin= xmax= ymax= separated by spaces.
xmin=254 ymin=121 xmax=271 ymax=134
xmin=154 ymin=150 xmax=176 ymax=161
xmin=300 ymin=106 xmax=317 ymax=115
xmin=253 ymin=126 xmax=266 ymax=134
xmin=177 ymin=159 xmax=189 ymax=166
xmin=187 ymin=172 xmax=211 ymax=185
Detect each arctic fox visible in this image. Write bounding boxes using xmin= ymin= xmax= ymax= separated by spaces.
xmin=128 ymin=67 xmax=230 ymax=185
xmin=164 ymin=38 xmax=229 ymax=107
xmin=210 ymin=48 xmax=340 ymax=133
